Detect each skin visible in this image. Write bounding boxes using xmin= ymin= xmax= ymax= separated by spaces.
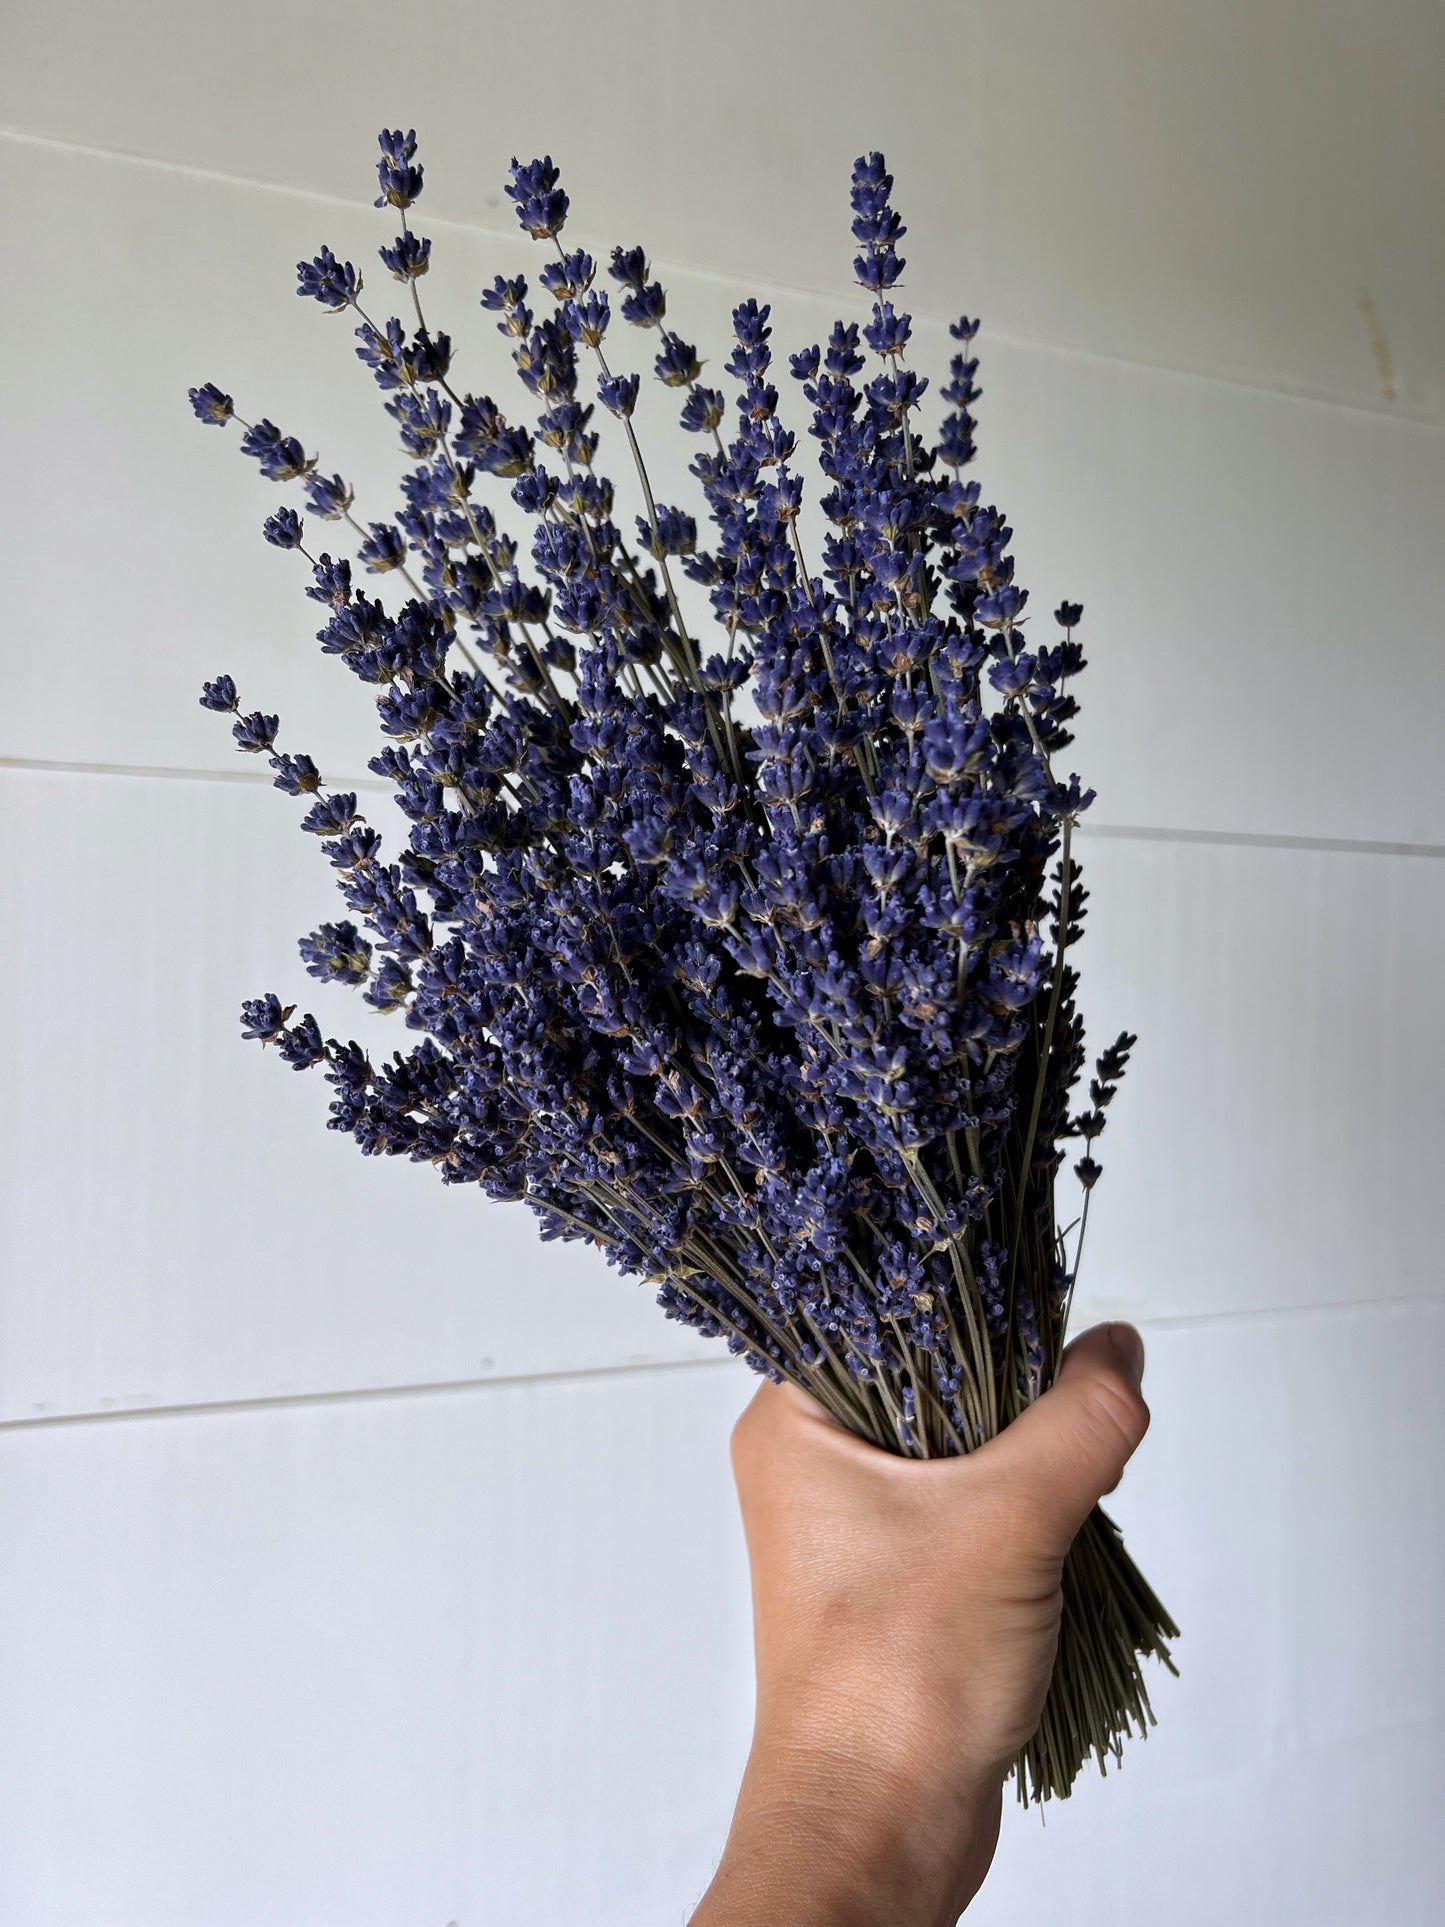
xmin=689 ymin=1322 xmax=1151 ymax=1927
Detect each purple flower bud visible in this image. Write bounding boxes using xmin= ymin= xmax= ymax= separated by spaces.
xmin=270 ymin=752 xmax=322 ymax=796
xmin=305 ymin=554 xmax=353 ymax=607
xmin=624 ymin=820 xmax=672 ymax=864
xmin=506 ymin=156 xmax=568 ymax=239
xmin=263 ymin=506 xmax=304 ymax=549
xmin=540 ymin=250 xmax=596 ymax=299
xmin=598 ymin=371 xmax=640 ymax=417
xmin=357 ymin=521 xmax=407 ymax=572
xmin=303 ymin=471 xmax=354 ymax=520
xmin=239 ymin=994 xmax=294 ymax=1044
xmin=188 ymin=381 xmax=233 ymax=426
xmin=300 ymin=921 xmax=372 ymax=985
xmin=363 ymin=955 xmax=414 ymax=1012
xmin=297 ymin=246 xmax=360 ymax=309
xmin=199 ymin=674 xmax=237 ymax=713
xmin=562 ymin=291 xmax=610 ymax=349
xmin=379 ymin=231 xmax=430 ymax=282
xmin=240 ymin=419 xmax=311 ymax=482
xmin=300 ymin=792 xmax=359 ymax=836
xmin=609 ymin=247 xmax=666 ymax=326
xmin=277 ymin=1012 xmax=327 ymax=1070
xmin=678 ymin=385 xmax=724 ymax=433
xmin=231 ymin=710 xmax=279 ymax=753
xmin=653 ymin=332 xmax=701 ymax=387
xmin=374 ymin=128 xmax=424 ymax=211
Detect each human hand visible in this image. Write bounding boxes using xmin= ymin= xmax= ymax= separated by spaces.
xmin=690 ymin=1322 xmax=1151 ymax=1927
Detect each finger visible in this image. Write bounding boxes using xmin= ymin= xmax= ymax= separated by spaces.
xmin=983 ymin=1322 xmax=1151 ymax=1548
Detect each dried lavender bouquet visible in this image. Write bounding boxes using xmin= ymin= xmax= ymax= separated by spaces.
xmin=189 ymin=132 xmax=1176 ymax=1803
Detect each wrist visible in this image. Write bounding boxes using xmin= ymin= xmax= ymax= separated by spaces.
xmin=692 ymin=1732 xmax=1002 ymax=1927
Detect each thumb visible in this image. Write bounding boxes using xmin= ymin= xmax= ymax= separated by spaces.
xmin=984 ymin=1322 xmax=1151 ymax=1551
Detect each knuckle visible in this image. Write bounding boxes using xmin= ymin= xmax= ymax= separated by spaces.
xmin=728 ymin=1406 xmax=757 ymax=1470
xmin=728 ymin=1392 xmax=773 ymax=1482
xmin=1079 ymin=1372 xmax=1150 ymax=1463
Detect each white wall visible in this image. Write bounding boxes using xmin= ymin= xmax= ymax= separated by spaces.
xmin=1 ymin=4 xmax=1442 ymax=1921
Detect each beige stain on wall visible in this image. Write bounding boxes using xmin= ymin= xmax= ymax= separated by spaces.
xmin=1358 ymin=288 xmax=1398 ymax=403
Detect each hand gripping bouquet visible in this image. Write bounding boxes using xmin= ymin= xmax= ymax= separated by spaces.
xmin=190 ymin=131 xmax=1176 ymax=1802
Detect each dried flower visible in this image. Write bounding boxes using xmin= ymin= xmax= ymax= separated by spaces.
xmin=189 ymin=132 xmax=1175 ymax=1805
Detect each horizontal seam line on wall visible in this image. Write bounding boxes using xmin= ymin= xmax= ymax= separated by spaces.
xmin=2 ymin=1295 xmax=1435 ymax=1433
xmin=0 ymin=752 xmax=390 ymax=795
xmin=0 ymin=1353 xmax=730 ymax=1432
xmin=1075 ymin=821 xmax=1445 ymax=861
xmin=1 ymin=124 xmax=1441 ymax=437
xmin=4 ymin=753 xmax=1443 ymax=860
